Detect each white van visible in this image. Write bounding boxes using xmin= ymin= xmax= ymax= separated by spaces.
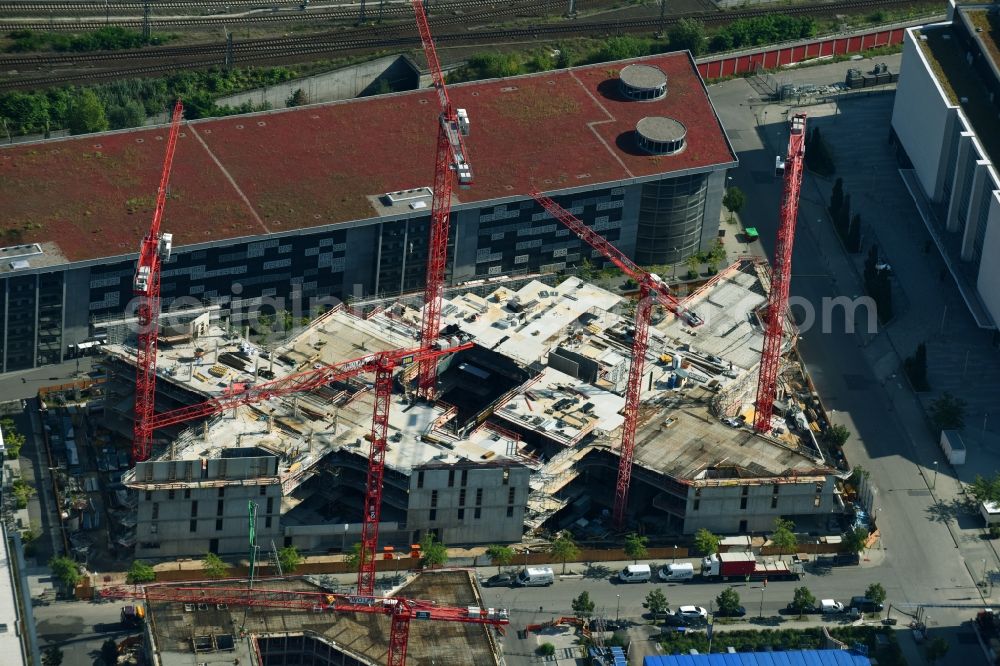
xmin=821 ymin=599 xmax=844 ymax=614
xmin=515 ymin=567 xmax=554 ymax=587
xmin=617 ymin=564 xmax=652 ymax=583
xmin=658 ymin=562 xmax=695 ymax=582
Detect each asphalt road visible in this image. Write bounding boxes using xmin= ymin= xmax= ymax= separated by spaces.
xmin=706 ymin=58 xmax=986 ymax=663
xmin=34 ymin=598 xmax=141 ymax=666
xmin=0 ymin=357 xmax=97 ymax=404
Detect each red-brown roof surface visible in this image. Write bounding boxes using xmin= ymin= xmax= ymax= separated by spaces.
xmin=0 ymin=52 xmax=734 ymax=264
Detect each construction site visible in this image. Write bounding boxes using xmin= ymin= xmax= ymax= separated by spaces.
xmin=105 ymin=569 xmax=505 ymax=666
xmin=2 ymin=0 xmax=853 ymax=658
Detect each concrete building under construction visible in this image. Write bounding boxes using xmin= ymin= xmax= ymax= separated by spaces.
xmin=138 ymin=570 xmax=502 ymax=666
xmin=101 ymin=259 xmax=845 ymax=557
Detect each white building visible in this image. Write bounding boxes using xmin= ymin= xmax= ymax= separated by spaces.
xmin=890 ymin=1 xmax=1000 ymax=330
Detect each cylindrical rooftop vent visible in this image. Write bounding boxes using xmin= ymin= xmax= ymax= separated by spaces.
xmin=620 ymin=64 xmax=668 ymax=101
xmin=635 ymin=116 xmax=687 ymax=155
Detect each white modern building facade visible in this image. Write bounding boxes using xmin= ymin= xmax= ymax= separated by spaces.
xmin=890 ymin=0 xmax=1000 ymax=330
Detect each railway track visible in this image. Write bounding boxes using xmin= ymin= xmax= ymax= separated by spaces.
xmin=0 ymin=0 xmax=925 ymax=90
xmin=0 ymin=0 xmax=527 ymax=28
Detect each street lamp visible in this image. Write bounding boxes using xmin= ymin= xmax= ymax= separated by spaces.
xmin=673 ymin=545 xmax=677 ymax=563
xmin=932 ymin=461 xmax=938 ymax=491
xmin=616 ymin=594 xmax=621 ymax=623
xmin=759 ymin=586 xmax=765 ymax=618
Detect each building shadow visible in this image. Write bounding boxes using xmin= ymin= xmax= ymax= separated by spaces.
xmin=615 ymin=132 xmax=648 ymax=157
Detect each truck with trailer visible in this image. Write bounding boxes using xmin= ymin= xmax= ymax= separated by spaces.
xmin=701 ymin=552 xmax=803 ymax=581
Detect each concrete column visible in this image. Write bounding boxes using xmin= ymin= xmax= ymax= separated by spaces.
xmin=32 ymin=273 xmax=39 ymax=368
xmin=700 ymin=170 xmax=728 ymax=252
xmin=2 ymin=277 xmax=8 ymax=374
xmin=946 ymin=132 xmax=975 ymax=232
xmin=960 ymin=162 xmax=991 ymax=261
xmin=59 ymin=274 xmax=67 ymax=363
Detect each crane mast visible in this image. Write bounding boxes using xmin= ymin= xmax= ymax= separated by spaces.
xmin=101 ymin=583 xmax=508 ymax=666
xmin=753 ymin=114 xmax=807 ymax=433
xmin=412 ymin=0 xmax=472 ymax=400
xmin=530 ymin=190 xmax=703 ymax=529
xmin=132 ymin=99 xmax=183 ymax=463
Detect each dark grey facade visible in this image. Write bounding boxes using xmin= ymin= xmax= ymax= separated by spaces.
xmin=0 ymin=169 xmax=728 ymax=373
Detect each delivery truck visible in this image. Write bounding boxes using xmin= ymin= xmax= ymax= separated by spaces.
xmin=701 ymin=552 xmax=802 ymax=581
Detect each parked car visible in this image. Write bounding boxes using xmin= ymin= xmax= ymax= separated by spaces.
xmin=848 ymin=597 xmax=884 ymax=613
xmin=713 ymin=605 xmax=747 ymax=618
xmin=822 ymin=599 xmax=846 ymax=614
xmin=662 ymin=608 xmax=708 ymax=628
xmin=481 ymin=573 xmax=514 ymax=588
xmin=783 ymin=602 xmax=821 ymax=615
xmin=659 ymin=563 xmax=695 ymax=582
xmin=617 ymin=564 xmax=652 ymax=583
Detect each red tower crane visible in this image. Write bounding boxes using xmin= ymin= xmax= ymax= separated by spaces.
xmin=753 ymin=113 xmax=807 ymax=433
xmin=530 ymin=189 xmax=703 ymax=529
xmin=412 ymin=0 xmax=473 ymax=401
xmin=132 ymin=100 xmax=184 ymax=463
xmin=136 ymin=342 xmax=472 ymax=595
xmin=101 ymin=582 xmax=508 ymax=666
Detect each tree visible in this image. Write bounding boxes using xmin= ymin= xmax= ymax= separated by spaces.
xmin=571 ymin=590 xmax=596 ymax=618
xmin=716 ymin=587 xmax=741 ymax=616
xmin=537 ymin=643 xmax=556 ymax=656
xmin=551 ymin=531 xmax=580 ymax=574
xmin=49 ymin=556 xmax=81 ymax=590
xmin=596 ymin=35 xmax=648 ymax=62
xmin=644 ymin=588 xmax=669 ymax=617
xmin=286 ymin=88 xmax=308 ymax=107
xmin=791 ymin=586 xmax=816 ymax=617
xmin=847 ymin=213 xmax=862 ymax=253
xmin=968 ymin=473 xmax=1000 ymax=505
xmin=67 ymin=89 xmax=108 ymax=135
xmin=849 ymin=465 xmax=870 ymax=488
xmin=864 ymin=582 xmax=887 ymax=607
xmin=126 ymin=560 xmax=156 ymax=584
xmin=770 ymin=518 xmax=797 ymax=561
xmin=203 ymin=552 xmax=228 ymax=579
xmin=278 ymin=545 xmax=303 ymax=573
xmin=555 ymin=46 xmax=573 ymax=69
xmin=835 ymin=193 xmax=851 ymax=241
xmin=722 ymin=186 xmax=745 ymax=223
xmin=904 ymin=342 xmax=929 ymax=391
xmin=843 ymin=526 xmax=869 ymax=555
xmin=623 ymin=532 xmax=648 ymax=564
xmin=486 ymin=544 xmax=515 ymax=574
xmin=823 ymin=423 xmax=850 ymax=448
xmin=693 ymin=528 xmax=720 ymax=556
xmin=829 ymin=177 xmax=844 ymax=218
xmin=419 ymin=533 xmax=449 ymax=568
xmin=925 ymin=636 xmax=949 ymax=664
xmin=344 ymin=542 xmax=362 ymax=572
xmin=42 ymin=646 xmax=63 ymax=666
xmin=100 ymin=638 xmax=118 ymax=666
xmin=930 ymin=392 xmax=966 ymax=433
xmin=686 ymin=253 xmax=701 ymax=279
xmin=706 ymin=239 xmax=726 ymax=274
xmin=106 ymin=99 xmax=146 ymax=130
xmin=669 ymin=18 xmax=706 ymax=56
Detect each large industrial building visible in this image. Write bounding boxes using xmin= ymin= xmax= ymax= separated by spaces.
xmin=101 ymin=260 xmax=844 ymax=558
xmin=890 ymin=0 xmax=1000 ymax=329
xmin=0 ymin=52 xmax=736 ymax=373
